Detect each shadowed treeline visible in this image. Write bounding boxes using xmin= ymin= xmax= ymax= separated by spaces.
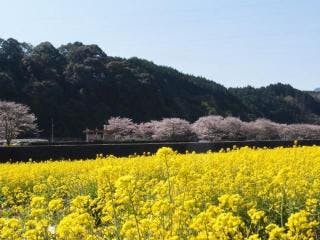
xmin=1 ymin=38 xmax=320 ymax=138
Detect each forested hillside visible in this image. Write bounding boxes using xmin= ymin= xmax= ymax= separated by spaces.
xmin=230 ymin=84 xmax=320 ymax=124
xmin=0 ymin=38 xmax=319 ymax=138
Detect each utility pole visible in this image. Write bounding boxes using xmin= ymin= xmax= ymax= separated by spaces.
xmin=51 ymin=118 xmax=54 ymax=144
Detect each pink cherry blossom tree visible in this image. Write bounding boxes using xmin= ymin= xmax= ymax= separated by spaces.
xmin=104 ymin=117 xmax=138 ymax=141
xmin=279 ymin=124 xmax=320 ymax=140
xmin=244 ymin=118 xmax=282 ymax=140
xmin=135 ymin=121 xmax=159 ymax=141
xmin=192 ymin=115 xmax=246 ymax=142
xmin=219 ymin=116 xmax=247 ymax=140
xmin=0 ymin=101 xmax=39 ymax=145
xmin=152 ymin=118 xmax=195 ymax=141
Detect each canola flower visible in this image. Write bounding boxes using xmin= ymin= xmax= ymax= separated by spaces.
xmin=0 ymin=146 xmax=320 ymax=239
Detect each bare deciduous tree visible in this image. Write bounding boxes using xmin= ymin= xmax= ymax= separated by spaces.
xmin=0 ymin=101 xmax=38 ymax=145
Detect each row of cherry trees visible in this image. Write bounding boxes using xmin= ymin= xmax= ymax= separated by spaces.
xmin=105 ymin=116 xmax=320 ymax=142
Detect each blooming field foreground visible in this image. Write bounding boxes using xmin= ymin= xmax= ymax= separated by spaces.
xmin=1 ymin=147 xmax=320 ymax=239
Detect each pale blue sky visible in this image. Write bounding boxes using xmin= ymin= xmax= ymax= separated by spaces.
xmin=1 ymin=0 xmax=319 ymax=90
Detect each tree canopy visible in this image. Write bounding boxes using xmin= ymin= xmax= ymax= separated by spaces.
xmin=0 ymin=100 xmax=38 ymax=145
xmin=0 ymin=38 xmax=319 ymax=139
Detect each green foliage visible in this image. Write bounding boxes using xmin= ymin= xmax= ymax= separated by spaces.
xmin=229 ymin=83 xmax=320 ymax=123
xmin=0 ymin=38 xmax=319 ymax=138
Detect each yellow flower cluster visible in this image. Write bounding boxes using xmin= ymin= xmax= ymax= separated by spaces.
xmin=0 ymin=146 xmax=320 ymax=239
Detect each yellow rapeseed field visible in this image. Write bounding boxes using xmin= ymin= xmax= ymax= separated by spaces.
xmin=0 ymin=146 xmax=320 ymax=239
